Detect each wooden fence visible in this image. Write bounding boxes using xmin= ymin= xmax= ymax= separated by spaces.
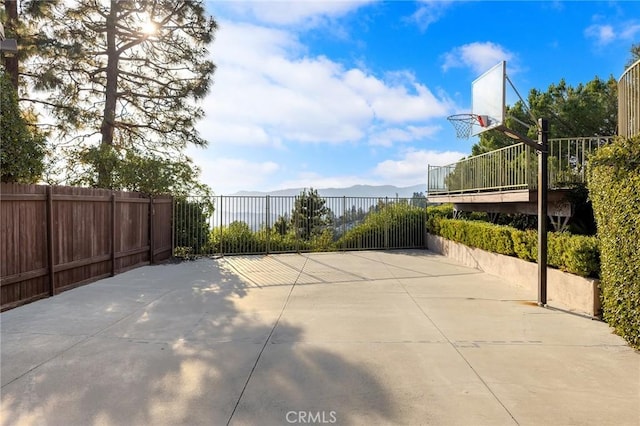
xmin=0 ymin=183 xmax=173 ymax=311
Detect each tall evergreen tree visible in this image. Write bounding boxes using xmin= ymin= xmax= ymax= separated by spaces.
xmin=22 ymin=0 xmax=216 ymax=191
xmin=290 ymin=188 xmax=332 ymax=240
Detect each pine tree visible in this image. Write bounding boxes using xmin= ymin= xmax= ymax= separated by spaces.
xmin=22 ymin=0 xmax=216 ymax=192
xmin=290 ymin=189 xmax=332 ymax=240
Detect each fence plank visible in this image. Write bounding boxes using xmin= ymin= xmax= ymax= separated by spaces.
xmin=0 ymin=268 xmax=47 ymax=286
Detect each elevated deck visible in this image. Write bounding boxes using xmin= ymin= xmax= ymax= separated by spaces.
xmin=428 ymin=189 xmax=573 ymax=217
xmin=427 ymin=136 xmax=614 ymax=228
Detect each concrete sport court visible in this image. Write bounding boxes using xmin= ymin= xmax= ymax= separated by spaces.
xmin=1 ymin=250 xmax=638 ymax=425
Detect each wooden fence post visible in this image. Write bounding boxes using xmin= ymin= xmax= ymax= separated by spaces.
xmin=171 ymin=196 xmax=175 ymax=257
xmin=46 ymin=185 xmax=55 ymax=296
xmin=111 ymin=191 xmax=116 ymax=276
xmin=149 ymin=196 xmax=155 ymax=264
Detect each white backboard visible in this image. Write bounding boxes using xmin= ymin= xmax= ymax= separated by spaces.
xmin=471 ymin=61 xmax=506 ymax=136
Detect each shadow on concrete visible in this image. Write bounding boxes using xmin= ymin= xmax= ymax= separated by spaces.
xmin=1 ymin=258 xmax=397 ymax=425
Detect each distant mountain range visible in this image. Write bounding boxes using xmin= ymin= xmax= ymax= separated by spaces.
xmin=232 ymin=184 xmax=427 ymax=198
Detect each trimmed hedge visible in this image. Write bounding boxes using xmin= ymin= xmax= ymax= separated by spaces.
xmin=425 ymin=204 xmax=454 ymax=235
xmin=438 ymin=219 xmax=515 ymax=256
xmin=548 ymin=233 xmax=600 ymax=278
xmin=512 ymin=229 xmax=537 ymax=261
xmin=426 ymin=206 xmax=600 ymax=278
xmin=588 ymin=135 xmax=640 ymax=349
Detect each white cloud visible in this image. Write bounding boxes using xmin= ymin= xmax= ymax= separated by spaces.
xmin=277 ymin=172 xmax=376 ymax=191
xmin=203 ymin=20 xmax=453 ymax=148
xmin=218 ymin=0 xmax=373 ymax=27
xmin=584 ymin=20 xmax=640 ymax=45
xmin=198 ymin=120 xmax=273 ymax=147
xmin=584 ymin=24 xmax=616 ymax=45
xmin=193 ymin=156 xmax=280 ymax=194
xmin=442 ymin=42 xmax=514 ymax=74
xmin=620 ymin=23 xmax=640 ymax=40
xmin=192 ymin=10 xmax=464 ymax=194
xmin=408 ymin=1 xmax=452 ymax=31
xmin=373 ymin=149 xmax=466 ymax=186
xmin=195 ymin=147 xmax=467 ymax=194
xmin=369 ymin=125 xmax=441 ymax=147
xmin=265 ymin=147 xmax=467 ymax=190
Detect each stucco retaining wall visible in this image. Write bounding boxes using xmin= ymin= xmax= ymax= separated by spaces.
xmin=426 ymin=234 xmax=601 ymax=317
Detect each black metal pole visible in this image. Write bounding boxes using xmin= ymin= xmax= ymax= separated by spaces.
xmin=538 ymin=118 xmax=549 ymax=306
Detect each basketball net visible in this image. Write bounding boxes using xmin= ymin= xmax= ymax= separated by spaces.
xmin=447 ymin=114 xmax=486 ymax=139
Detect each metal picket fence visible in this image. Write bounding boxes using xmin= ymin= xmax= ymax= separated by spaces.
xmin=172 ymin=195 xmax=427 ymax=257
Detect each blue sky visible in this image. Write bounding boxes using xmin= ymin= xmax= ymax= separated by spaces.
xmin=189 ymin=1 xmax=639 ymax=194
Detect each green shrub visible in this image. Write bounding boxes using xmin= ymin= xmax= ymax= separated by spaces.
xmin=425 ymin=204 xmax=453 ymax=235
xmin=257 ymin=230 xmax=304 ymax=253
xmin=337 ymin=203 xmax=425 ymax=249
xmin=427 ymin=214 xmax=599 ymax=278
xmin=548 ymin=233 xmax=600 ymax=277
xmin=437 ymin=219 xmax=515 ymax=255
xmin=512 ymin=229 xmax=537 ymax=261
xmin=173 ymin=246 xmax=196 ymax=261
xmin=173 ymin=198 xmax=212 ymax=254
xmin=311 ymin=229 xmax=336 ymax=252
xmin=588 ymin=135 xmax=640 ymax=349
xmin=564 ymin=235 xmax=600 ymax=277
xmin=426 ymin=203 xmax=454 ymax=219
xmin=210 ymin=221 xmax=263 ymax=254
xmin=469 ymin=211 xmax=490 ymax=221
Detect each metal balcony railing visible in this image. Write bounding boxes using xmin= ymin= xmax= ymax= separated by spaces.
xmin=619 ymin=59 xmax=640 ymax=139
xmin=427 ymin=136 xmax=614 ymax=195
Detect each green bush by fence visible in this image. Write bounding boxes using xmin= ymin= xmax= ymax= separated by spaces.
xmin=208 ymin=222 xmax=311 ymax=254
xmin=588 ymin=135 xmax=640 ymax=349
xmin=426 ymin=206 xmax=600 ymax=278
xmin=173 ymin=198 xmax=212 ymax=256
xmin=336 ymin=203 xmax=425 ymax=249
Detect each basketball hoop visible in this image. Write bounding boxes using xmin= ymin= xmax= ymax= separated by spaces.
xmin=447 ymin=114 xmax=487 ymax=139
